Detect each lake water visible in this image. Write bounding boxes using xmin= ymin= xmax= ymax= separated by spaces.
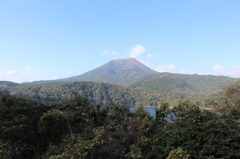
xmin=130 ymin=107 xmax=156 ymax=118
xmin=130 ymin=107 xmax=175 ymax=121
xmin=130 ymin=107 xmax=215 ymax=120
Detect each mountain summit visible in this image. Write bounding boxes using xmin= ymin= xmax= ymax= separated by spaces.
xmin=59 ymin=58 xmax=158 ymax=86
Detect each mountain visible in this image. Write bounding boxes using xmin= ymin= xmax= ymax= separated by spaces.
xmin=58 ymin=58 xmax=159 ymax=86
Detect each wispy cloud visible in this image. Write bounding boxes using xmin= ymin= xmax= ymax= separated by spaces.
xmin=51 ymin=76 xmax=58 ymax=80
xmin=101 ymin=50 xmax=118 ymax=55
xmin=6 ymin=70 xmax=17 ymax=75
xmin=22 ymin=67 xmax=35 ymax=77
xmin=138 ymin=59 xmax=152 ymax=68
xmin=146 ymin=52 xmax=157 ymax=58
xmin=0 ymin=70 xmax=17 ymax=81
xmin=110 ymin=51 xmax=118 ymax=55
xmin=0 ymin=67 xmax=37 ymax=83
xmin=147 ymin=54 xmax=153 ymax=58
xmin=213 ymin=63 xmax=240 ymax=78
xmin=129 ymin=44 xmax=145 ymax=58
xmin=155 ymin=64 xmax=185 ymax=74
xmin=24 ymin=67 xmax=33 ymax=71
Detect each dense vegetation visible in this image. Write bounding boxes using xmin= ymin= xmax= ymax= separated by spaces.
xmin=127 ymin=73 xmax=238 ymax=106
xmin=11 ymin=81 xmax=162 ymax=106
xmin=128 ymin=73 xmax=237 ymax=94
xmin=9 ymin=72 xmax=237 ymax=107
xmin=1 ymin=82 xmax=240 ymax=158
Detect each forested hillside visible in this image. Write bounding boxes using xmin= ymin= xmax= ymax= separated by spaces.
xmin=127 ymin=73 xmax=238 ymax=105
xmin=129 ymin=73 xmax=238 ymax=94
xmin=11 ymin=81 xmax=162 ymax=106
xmin=3 ymin=74 xmax=238 ymax=107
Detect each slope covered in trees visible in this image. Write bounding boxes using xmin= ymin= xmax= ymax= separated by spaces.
xmin=128 ymin=72 xmax=238 ymax=94
xmin=127 ymin=73 xmax=239 ymax=106
xmin=1 ymin=88 xmax=240 ymax=158
xmin=11 ymin=81 xmax=163 ymax=107
xmin=5 ymin=75 xmax=239 ymax=107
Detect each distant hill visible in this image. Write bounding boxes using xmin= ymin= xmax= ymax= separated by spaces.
xmin=128 ymin=73 xmax=238 ymax=95
xmin=58 ymin=58 xmax=159 ymax=86
xmin=127 ymin=73 xmax=239 ymax=105
xmin=0 ymin=81 xmax=19 ymax=88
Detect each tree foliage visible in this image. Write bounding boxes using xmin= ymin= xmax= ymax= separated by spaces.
xmin=211 ymin=82 xmax=240 ymax=113
xmin=1 ymin=94 xmax=240 ymax=158
xmin=11 ymin=81 xmax=163 ymax=107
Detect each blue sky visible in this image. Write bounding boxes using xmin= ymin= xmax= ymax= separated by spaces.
xmin=1 ymin=0 xmax=240 ymax=83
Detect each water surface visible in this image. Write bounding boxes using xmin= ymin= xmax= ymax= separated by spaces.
xmin=130 ymin=107 xmax=156 ymax=118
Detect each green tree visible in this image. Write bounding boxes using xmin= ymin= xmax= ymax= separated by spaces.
xmin=0 ymin=95 xmax=50 ymax=158
xmin=212 ymin=82 xmax=240 ymax=113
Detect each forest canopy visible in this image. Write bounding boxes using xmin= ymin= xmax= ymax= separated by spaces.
xmin=1 ymin=82 xmax=240 ymax=158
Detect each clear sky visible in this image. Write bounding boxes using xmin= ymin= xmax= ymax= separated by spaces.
xmin=1 ymin=0 xmax=240 ymax=83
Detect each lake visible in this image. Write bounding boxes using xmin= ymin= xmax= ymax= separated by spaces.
xmin=130 ymin=107 xmax=156 ymax=118
xmin=130 ymin=107 xmax=175 ymax=121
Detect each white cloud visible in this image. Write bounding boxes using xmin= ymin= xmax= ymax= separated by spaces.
xmin=21 ymin=67 xmax=35 ymax=77
xmin=24 ymin=67 xmax=33 ymax=71
xmin=146 ymin=52 xmax=157 ymax=58
xmin=101 ymin=50 xmax=118 ymax=55
xmin=0 ymin=70 xmax=17 ymax=81
xmin=52 ymin=76 xmax=58 ymax=80
xmin=101 ymin=50 xmax=109 ymax=54
xmin=138 ymin=59 xmax=152 ymax=68
xmin=6 ymin=70 xmax=17 ymax=75
xmin=110 ymin=51 xmax=118 ymax=55
xmin=0 ymin=67 xmax=37 ymax=83
xmin=213 ymin=63 xmax=240 ymax=78
xmin=147 ymin=54 xmax=153 ymax=58
xmin=129 ymin=44 xmax=145 ymax=58
xmin=155 ymin=64 xmax=185 ymax=74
